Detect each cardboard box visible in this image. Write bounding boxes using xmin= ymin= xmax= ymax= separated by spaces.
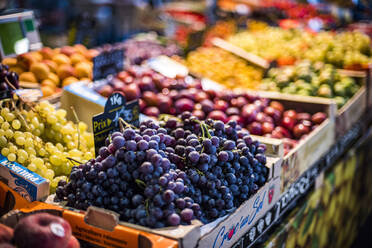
xmin=0 ymin=155 xmax=49 ymax=202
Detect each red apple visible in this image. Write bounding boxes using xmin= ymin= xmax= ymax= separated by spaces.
xmin=248 ymin=122 xmax=263 ymax=135
xmin=283 ymin=110 xmax=297 ymax=120
xmin=14 ymin=213 xmax=72 ymax=248
xmin=256 ymin=112 xmax=268 ymax=123
xmin=111 ymin=79 xmax=125 ymax=91
xmin=274 ymin=126 xmax=291 ymax=138
xmin=98 ymin=85 xmax=113 ymax=98
xmin=271 ymin=129 xmax=284 ymax=139
xmin=293 ymin=123 xmax=310 ymax=139
xmin=311 ymin=112 xmax=327 ymax=124
xmin=270 ymin=101 xmax=284 ymax=113
xmin=142 ymin=91 xmax=158 ymax=106
xmin=158 ymin=95 xmax=172 ymax=113
xmin=123 ymin=84 xmax=140 ymax=101
xmin=208 ymin=110 xmax=228 ymax=123
xmin=192 ymin=109 xmax=205 ymax=120
xmin=123 ymin=75 xmax=134 ymax=84
xmin=226 ymin=107 xmax=240 ymax=116
xmin=241 ymin=105 xmax=258 ymax=123
xmin=205 ymin=89 xmax=217 ymax=99
xmin=262 ymin=122 xmax=274 ymax=134
xmin=144 ymin=107 xmax=160 ymax=117
xmin=214 ymin=100 xmax=229 ymax=112
xmin=281 ymin=116 xmax=296 ymax=130
xmin=138 ymin=76 xmax=155 ymax=91
xmin=195 ymin=91 xmax=209 ymax=102
xmin=175 ymin=98 xmax=195 ymax=112
xmin=201 ymin=99 xmax=214 ymax=114
xmin=296 ymin=112 xmax=311 ymax=121
xmin=117 ymin=71 xmax=130 ymax=82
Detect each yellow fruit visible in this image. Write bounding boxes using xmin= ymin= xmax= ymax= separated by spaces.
xmin=60 ymin=46 xmax=76 ymax=57
xmin=39 ymin=47 xmax=55 ymax=60
xmin=74 ymin=44 xmax=88 ymax=54
xmin=19 ymin=72 xmax=37 ymax=83
xmin=52 ymin=53 xmax=71 ymax=65
xmin=41 ymin=79 xmax=57 ymax=90
xmin=75 ymin=61 xmax=92 ymax=78
xmin=48 ymin=72 xmax=60 ymax=86
xmin=9 ymin=66 xmax=24 ymax=75
xmin=30 ymin=51 xmax=43 ymax=62
xmin=85 ymin=49 xmax=100 ymax=60
xmin=2 ymin=57 xmax=17 ymax=67
xmin=30 ymin=62 xmax=50 ymax=81
xmin=42 ymin=59 xmax=58 ymax=72
xmin=62 ymin=76 xmax=79 ymax=87
xmin=41 ymin=86 xmax=54 ymax=97
xmin=70 ymin=53 xmax=86 ymax=65
xmin=17 ymin=53 xmax=37 ymax=70
xmin=57 ymin=64 xmax=75 ymax=80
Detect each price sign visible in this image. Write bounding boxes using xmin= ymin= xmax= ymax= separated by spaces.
xmin=92 ymin=92 xmax=139 ymax=155
xmin=93 ymin=49 xmax=124 ymax=81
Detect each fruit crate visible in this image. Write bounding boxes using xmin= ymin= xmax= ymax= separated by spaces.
xmin=248 ymin=94 xmax=337 ymax=193
xmin=0 ymin=182 xmax=179 ymax=248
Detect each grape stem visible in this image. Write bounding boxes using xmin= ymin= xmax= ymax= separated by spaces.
xmin=135 ymin=179 xmax=146 ymax=189
xmin=66 ymin=157 xmax=83 ymax=165
xmin=70 ymin=106 xmax=81 ymax=150
xmin=145 ymin=199 xmax=150 ymax=217
xmin=119 ymin=117 xmax=137 ymax=130
xmin=159 ymin=114 xmax=182 ymax=122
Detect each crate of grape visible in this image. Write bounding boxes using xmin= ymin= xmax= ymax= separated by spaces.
xmin=50 ymin=113 xmax=282 ymax=248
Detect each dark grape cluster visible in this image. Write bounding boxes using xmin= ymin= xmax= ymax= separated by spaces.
xmin=0 ymin=63 xmax=19 ymax=92
xmin=55 ymin=113 xmax=269 ymax=228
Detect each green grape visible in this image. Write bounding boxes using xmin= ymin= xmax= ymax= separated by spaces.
xmin=32 ymin=157 xmax=44 ymax=167
xmin=1 ymin=147 xmax=9 ymax=156
xmin=17 ymin=149 xmax=28 ymax=160
xmin=11 ymin=119 xmax=21 ymax=129
xmin=47 ymin=115 xmax=58 ymax=124
xmin=0 ymin=116 xmax=4 ymax=124
xmin=31 ymin=117 xmax=40 ymax=127
xmin=50 ymin=154 xmax=62 ymax=166
xmin=44 ymin=169 xmax=55 ymax=180
xmin=1 ymin=107 xmax=9 ymax=117
xmin=26 ymin=147 xmax=36 ymax=156
xmin=9 ymin=145 xmax=17 ymax=154
xmin=38 ymin=147 xmax=47 ymax=157
xmin=4 ymin=129 xmax=13 ymax=139
xmin=0 ymin=136 xmax=7 ymax=147
xmin=15 ymin=136 xmax=26 ymax=146
xmin=8 ymin=153 xmax=16 ymax=162
xmin=5 ymin=113 xmax=15 ymax=122
xmin=1 ymin=122 xmax=10 ymax=130
xmin=28 ymin=163 xmax=37 ymax=172
xmin=25 ymin=138 xmax=33 ymax=147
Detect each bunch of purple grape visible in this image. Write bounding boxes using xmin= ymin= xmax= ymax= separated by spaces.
xmin=55 ymin=113 xmax=268 ymax=228
xmin=0 ymin=63 xmax=19 ymax=92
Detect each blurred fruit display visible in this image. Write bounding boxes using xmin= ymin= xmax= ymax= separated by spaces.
xmin=263 ymin=140 xmax=372 ymax=248
xmin=203 ymin=20 xmax=237 ymax=47
xmin=260 ymin=60 xmax=362 ymax=107
xmin=1 ymin=44 xmax=97 ymax=98
xmin=186 ymin=47 xmax=263 ymax=89
xmin=227 ymin=27 xmax=372 ymax=69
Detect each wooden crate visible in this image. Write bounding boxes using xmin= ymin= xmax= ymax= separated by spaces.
xmin=250 ymin=95 xmax=337 ymax=193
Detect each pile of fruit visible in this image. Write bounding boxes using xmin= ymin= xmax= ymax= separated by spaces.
xmin=186 ymin=47 xmax=263 ymax=89
xmin=0 ymin=213 xmax=79 ymax=248
xmin=203 ymin=20 xmax=237 ymax=47
xmin=0 ymin=98 xmax=94 ymax=192
xmin=228 ymin=27 xmax=372 ymax=68
xmin=56 ymin=114 xmax=269 ymax=227
xmin=260 ymin=61 xmax=361 ymax=107
xmin=1 ymin=44 xmax=97 ymax=97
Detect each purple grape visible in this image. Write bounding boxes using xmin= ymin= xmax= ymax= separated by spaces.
xmin=137 ymin=140 xmax=149 ymax=151
xmin=167 ymin=213 xmax=181 ymax=226
xmin=188 ymin=151 xmax=200 ymax=163
xmin=139 ymin=162 xmax=154 ymax=174
xmin=180 ymin=208 xmax=193 ymax=222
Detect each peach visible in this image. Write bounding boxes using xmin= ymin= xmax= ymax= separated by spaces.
xmin=19 ymin=72 xmax=37 ymax=83
xmin=30 ymin=62 xmax=50 ymax=81
xmin=17 ymin=53 xmax=37 ymax=70
xmin=48 ymin=72 xmax=60 ymax=86
xmin=30 ymin=51 xmax=43 ymax=62
xmin=42 ymin=79 xmax=57 ymax=89
xmin=41 ymin=86 xmax=55 ymax=97
xmin=60 ymin=46 xmax=76 ymax=57
xmin=9 ymin=66 xmax=24 ymax=75
xmin=70 ymin=53 xmax=86 ymax=65
xmin=14 ymin=213 xmax=72 ymax=248
xmin=42 ymin=59 xmax=58 ymax=72
xmin=52 ymin=54 xmax=71 ymax=65
xmin=57 ymin=64 xmax=75 ymax=80
xmin=2 ymin=57 xmax=17 ymax=67
xmin=84 ymin=49 xmax=99 ymax=60
xmin=62 ymin=76 xmax=79 ymax=87
xmin=39 ymin=47 xmax=55 ymax=60
xmin=74 ymin=44 xmax=88 ymax=54
xmin=75 ymin=62 xmax=92 ymax=79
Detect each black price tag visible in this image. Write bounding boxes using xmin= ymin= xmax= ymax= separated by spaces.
xmin=0 ymin=90 xmax=12 ymax=100
xmin=92 ymin=92 xmax=139 ymax=155
xmin=93 ymin=49 xmax=124 ymax=81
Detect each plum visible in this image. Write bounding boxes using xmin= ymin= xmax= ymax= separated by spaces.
xmin=228 ymin=115 xmax=244 ymax=126
xmin=274 ymin=126 xmax=291 ymax=138
xmin=138 ymin=76 xmax=155 ymax=92
xmin=158 ymin=95 xmax=172 ymax=113
xmin=14 ymin=213 xmax=72 ymax=248
xmin=231 ymin=96 xmax=248 ymax=108
xmin=195 ymin=91 xmax=209 ymax=102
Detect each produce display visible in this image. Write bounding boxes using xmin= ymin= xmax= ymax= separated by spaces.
xmin=203 ymin=20 xmax=237 ymax=47
xmin=1 ymin=44 xmax=97 ymax=97
xmin=186 ymin=47 xmax=263 ymax=89
xmin=228 ymin=27 xmax=372 ymax=68
xmin=260 ymin=61 xmax=361 ymax=107
xmin=0 ymin=213 xmax=79 ymax=248
xmin=0 ymin=96 xmax=94 ymax=192
xmin=94 ymin=65 xmax=326 ymax=155
xmin=55 ymin=114 xmax=269 ymax=227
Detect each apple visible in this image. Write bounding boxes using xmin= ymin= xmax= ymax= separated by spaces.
xmin=192 ymin=109 xmax=205 ymax=120
xmin=296 ymin=112 xmax=311 ymax=121
xmin=283 ymin=110 xmax=297 ymax=119
xmin=293 ymin=123 xmax=310 ymax=138
xmin=274 ymin=126 xmax=291 ymax=138
xmin=226 ymin=107 xmax=240 ymax=116
xmin=311 ymin=112 xmax=327 ymax=124
xmin=158 ymin=95 xmax=172 ymax=113
xmin=123 ymin=84 xmax=140 ymax=101
xmin=270 ymin=101 xmax=284 ymax=113
xmin=142 ymin=91 xmax=158 ymax=106
xmin=247 ymin=122 xmax=262 ymax=135
xmin=195 ymin=91 xmax=209 ymax=102
xmin=201 ymin=99 xmax=214 ymax=114
xmin=241 ymin=105 xmax=258 ymax=123
xmin=144 ymin=107 xmax=160 ymax=117
xmin=214 ymin=100 xmax=229 ymax=112
xmin=138 ymin=76 xmax=155 ymax=92
xmin=98 ymin=85 xmax=113 ymax=97
xmin=262 ymin=122 xmax=274 ymax=134
xmin=14 ymin=213 xmax=72 ymax=248
xmin=175 ymin=98 xmax=195 ymax=112
xmin=281 ymin=116 xmax=296 ymax=130
xmin=207 ymin=110 xmax=228 ymax=123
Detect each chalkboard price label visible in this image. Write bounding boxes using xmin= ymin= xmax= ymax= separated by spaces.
xmin=93 ymin=49 xmax=124 ymax=81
